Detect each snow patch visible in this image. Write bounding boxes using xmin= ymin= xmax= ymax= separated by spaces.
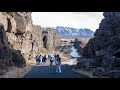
xmin=65 ymin=59 xmax=78 ymax=65
xmin=70 ymin=46 xmax=80 ymax=57
xmin=63 ymin=46 xmax=80 ymax=65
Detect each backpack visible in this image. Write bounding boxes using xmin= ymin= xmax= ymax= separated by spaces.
xmin=56 ymin=57 xmax=61 ymax=65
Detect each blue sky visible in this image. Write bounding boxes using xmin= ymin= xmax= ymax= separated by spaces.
xmin=32 ymin=12 xmax=104 ymax=32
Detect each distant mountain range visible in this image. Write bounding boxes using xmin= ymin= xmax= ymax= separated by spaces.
xmin=51 ymin=26 xmax=94 ymax=39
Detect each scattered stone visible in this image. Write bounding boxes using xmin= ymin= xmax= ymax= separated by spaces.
xmin=101 ymin=55 xmax=120 ymax=67
xmin=93 ymin=67 xmax=108 ymax=77
xmin=77 ymin=59 xmax=100 ymax=69
xmin=105 ymin=70 xmax=120 ymax=78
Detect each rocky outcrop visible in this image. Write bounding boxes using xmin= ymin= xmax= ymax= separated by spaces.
xmin=7 ymin=12 xmax=33 ymax=63
xmin=41 ymin=27 xmax=61 ymax=51
xmin=0 ymin=12 xmax=61 ymax=73
xmin=73 ymin=38 xmax=84 ymax=54
xmin=33 ymin=25 xmax=61 ymax=52
xmin=32 ymin=26 xmax=61 ymax=54
xmin=76 ymin=12 xmax=120 ymax=78
xmin=77 ymin=59 xmax=100 ymax=69
xmin=0 ymin=12 xmax=33 ymax=70
xmin=31 ymin=25 xmax=42 ymax=59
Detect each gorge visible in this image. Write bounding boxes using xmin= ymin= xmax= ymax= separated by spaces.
xmin=0 ymin=12 xmax=61 ymax=76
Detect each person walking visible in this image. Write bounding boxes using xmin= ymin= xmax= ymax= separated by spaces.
xmin=35 ymin=54 xmax=39 ymax=64
xmin=42 ymin=55 xmax=47 ymax=64
xmin=48 ymin=54 xmax=50 ymax=61
xmin=54 ymin=54 xmax=57 ymax=60
xmin=49 ymin=54 xmax=55 ymax=66
xmin=38 ymin=55 xmax=42 ymax=64
xmin=55 ymin=54 xmax=62 ymax=73
xmin=48 ymin=54 xmax=51 ymax=65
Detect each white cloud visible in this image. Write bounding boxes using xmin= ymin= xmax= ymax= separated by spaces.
xmin=32 ymin=12 xmax=104 ymax=32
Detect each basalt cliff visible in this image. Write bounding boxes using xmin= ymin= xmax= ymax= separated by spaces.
xmin=0 ymin=12 xmax=61 ymax=75
xmin=76 ymin=12 xmax=120 ymax=78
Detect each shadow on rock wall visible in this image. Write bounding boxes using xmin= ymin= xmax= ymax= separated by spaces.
xmin=0 ymin=24 xmax=26 ymax=75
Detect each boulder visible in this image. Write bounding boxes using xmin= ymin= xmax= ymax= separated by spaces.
xmin=101 ymin=55 xmax=120 ymax=67
xmin=93 ymin=67 xmax=108 ymax=77
xmin=0 ymin=12 xmax=8 ymax=31
xmin=12 ymin=50 xmax=26 ymax=67
xmin=0 ymin=46 xmax=13 ymax=66
xmin=73 ymin=38 xmax=82 ymax=49
xmin=13 ymin=12 xmax=27 ymax=34
xmin=10 ymin=18 xmax=16 ymax=33
xmin=105 ymin=70 xmax=120 ymax=78
xmin=95 ymin=49 xmax=107 ymax=56
xmin=93 ymin=67 xmax=120 ymax=78
xmin=0 ymin=63 xmax=8 ymax=75
xmin=77 ymin=59 xmax=100 ymax=69
xmin=0 ymin=24 xmax=9 ymax=47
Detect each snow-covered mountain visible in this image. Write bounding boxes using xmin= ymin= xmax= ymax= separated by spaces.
xmin=51 ymin=26 xmax=94 ymax=39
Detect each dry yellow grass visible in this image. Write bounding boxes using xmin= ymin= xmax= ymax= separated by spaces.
xmin=27 ymin=60 xmax=36 ymax=65
xmin=39 ymin=48 xmax=49 ymax=54
xmin=60 ymin=54 xmax=71 ymax=61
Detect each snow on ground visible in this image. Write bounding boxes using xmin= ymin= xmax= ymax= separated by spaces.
xmin=64 ymin=46 xmax=80 ymax=65
xmin=65 ymin=59 xmax=78 ymax=65
xmin=70 ymin=46 xmax=76 ymax=51
xmin=70 ymin=52 xmax=79 ymax=57
xmin=69 ymin=46 xmax=80 ymax=58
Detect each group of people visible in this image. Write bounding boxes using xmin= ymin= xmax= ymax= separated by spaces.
xmin=36 ymin=55 xmax=47 ymax=64
xmin=35 ymin=53 xmax=62 ymax=73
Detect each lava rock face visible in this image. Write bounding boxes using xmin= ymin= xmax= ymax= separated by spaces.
xmin=0 ymin=12 xmax=61 ymax=72
xmin=77 ymin=12 xmax=120 ymax=78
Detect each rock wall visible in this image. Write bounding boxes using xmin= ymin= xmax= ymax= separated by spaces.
xmin=0 ymin=12 xmax=61 ymax=71
xmin=73 ymin=38 xmax=83 ymax=54
xmin=40 ymin=27 xmax=61 ymax=51
xmin=0 ymin=12 xmax=32 ymax=68
xmin=77 ymin=12 xmax=120 ymax=78
xmin=47 ymin=28 xmax=61 ymax=50
xmin=32 ymin=25 xmax=42 ymax=59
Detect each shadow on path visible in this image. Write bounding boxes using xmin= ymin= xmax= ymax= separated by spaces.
xmin=23 ymin=64 xmax=88 ymax=78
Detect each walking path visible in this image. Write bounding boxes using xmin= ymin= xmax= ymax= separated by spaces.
xmin=23 ymin=45 xmax=88 ymax=78
xmin=23 ymin=61 xmax=87 ymax=78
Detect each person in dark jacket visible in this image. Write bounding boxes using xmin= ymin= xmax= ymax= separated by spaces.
xmin=55 ymin=55 xmax=62 ymax=73
xmin=38 ymin=55 xmax=42 ymax=64
xmin=42 ymin=55 xmax=47 ymax=64
xmin=36 ymin=54 xmax=39 ymax=64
